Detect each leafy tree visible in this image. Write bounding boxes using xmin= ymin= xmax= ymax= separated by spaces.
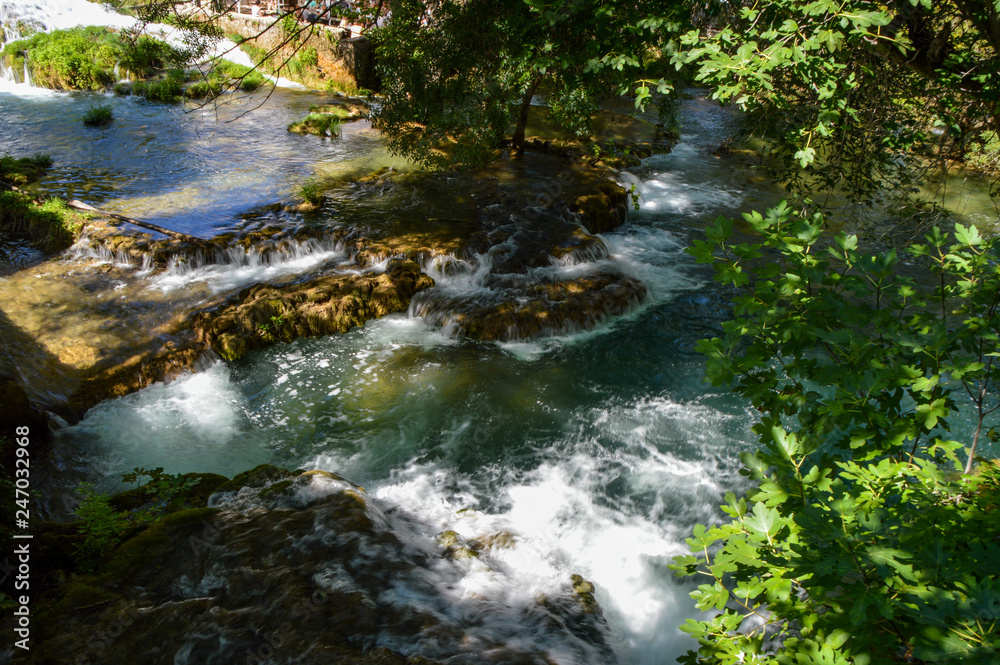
xmin=370 ymin=0 xmax=680 ymax=167
xmin=673 ymin=206 xmax=1000 ymax=663
xmin=678 ymin=0 xmax=1000 ymax=206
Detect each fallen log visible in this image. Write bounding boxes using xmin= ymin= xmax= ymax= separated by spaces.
xmin=65 ymin=200 xmax=213 ymax=249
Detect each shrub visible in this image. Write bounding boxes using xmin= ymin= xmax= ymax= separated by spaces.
xmin=74 ymin=484 xmax=129 ymax=572
xmin=240 ymin=70 xmax=267 ymax=92
xmin=132 ymin=76 xmax=183 ymax=103
xmin=674 ymin=204 xmax=1000 ymax=664
xmin=82 ymin=103 xmax=113 ymax=127
xmin=300 ymin=179 xmax=326 ymax=205
xmin=299 ymin=46 xmax=318 ymax=67
xmin=0 ymin=27 xmax=182 ymax=91
xmin=184 ymin=80 xmax=222 ymax=98
xmin=120 ymin=35 xmax=183 ymax=78
xmin=74 ymin=468 xmax=201 ymax=572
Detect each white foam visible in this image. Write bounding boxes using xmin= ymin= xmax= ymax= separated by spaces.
xmin=340 ymin=395 xmax=754 ymax=664
xmin=61 ymin=363 xmax=267 ymax=483
xmin=147 ymin=240 xmax=348 ymax=295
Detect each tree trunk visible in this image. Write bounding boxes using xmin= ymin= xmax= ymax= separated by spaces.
xmin=511 ymin=75 xmax=541 ymax=156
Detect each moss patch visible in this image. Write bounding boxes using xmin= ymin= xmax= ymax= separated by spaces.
xmin=195 ymin=258 xmax=434 ymax=361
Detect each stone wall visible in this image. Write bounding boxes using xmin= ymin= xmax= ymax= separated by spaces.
xmin=219 ymin=14 xmax=377 ymax=91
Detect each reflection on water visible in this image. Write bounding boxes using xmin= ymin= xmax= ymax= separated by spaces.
xmin=0 ymin=87 xmax=407 ymax=235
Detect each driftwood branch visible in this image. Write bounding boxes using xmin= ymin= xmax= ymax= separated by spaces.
xmin=65 ymin=199 xmax=213 ymax=249
xmin=1 ymin=180 xmax=212 ymax=249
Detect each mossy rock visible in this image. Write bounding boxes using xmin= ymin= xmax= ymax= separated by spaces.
xmin=0 ymin=374 xmax=50 ymax=449
xmin=258 ymin=478 xmax=295 ymax=499
xmin=44 ymin=579 xmax=120 ymax=617
xmin=212 ymin=464 xmax=297 ymax=495
xmin=99 ymin=507 xmax=219 ymax=581
xmin=570 ymin=574 xmax=600 ymax=614
xmin=195 ymin=259 xmax=434 ymax=360
xmin=572 ymin=181 xmax=629 ymax=234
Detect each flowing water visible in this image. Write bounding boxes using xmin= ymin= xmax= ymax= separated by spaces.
xmin=4 ymin=3 xmax=1000 ymax=663
xmin=11 ymin=81 xmax=766 ymax=661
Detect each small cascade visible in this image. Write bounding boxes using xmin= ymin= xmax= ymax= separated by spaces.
xmin=149 ymin=237 xmax=350 ymax=295
xmin=408 ymin=208 xmax=650 ymax=342
xmin=69 ymin=231 xmax=353 ymax=296
xmin=68 ymin=235 xmax=152 ymax=270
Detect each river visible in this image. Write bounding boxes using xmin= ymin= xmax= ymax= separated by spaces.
xmin=2 ymin=3 xmax=998 ymax=664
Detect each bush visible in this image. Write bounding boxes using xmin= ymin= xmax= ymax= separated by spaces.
xmin=299 ymin=46 xmax=318 ymax=67
xmin=288 ymin=112 xmax=341 ymax=136
xmin=674 ymin=204 xmax=1000 ymax=664
xmin=240 ymin=70 xmax=267 ymax=91
xmin=74 ymin=484 xmax=129 ymax=572
xmin=120 ymin=35 xmax=182 ymax=78
xmin=131 ymin=76 xmax=183 ymax=103
xmin=81 ymin=103 xmax=113 ymax=127
xmin=300 ymin=179 xmax=326 ymax=206
xmin=74 ymin=468 xmax=201 ymax=572
xmin=0 ymin=27 xmax=182 ymax=91
xmin=184 ymin=80 xmax=222 ymax=99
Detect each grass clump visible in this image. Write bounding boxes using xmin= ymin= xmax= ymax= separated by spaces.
xmin=0 ymin=191 xmax=88 ymax=253
xmin=1 ymin=26 xmax=182 ymax=91
xmin=0 ymin=153 xmax=88 ymax=252
xmin=0 ymin=153 xmax=53 ymax=186
xmin=300 ymin=179 xmax=326 ymax=206
xmin=82 ymin=103 xmax=113 ymax=127
xmin=131 ymin=72 xmax=184 ymax=103
xmin=288 ymin=112 xmax=342 ymax=137
xmin=288 ymin=103 xmax=366 ymax=136
xmin=324 ymin=79 xmax=372 ymax=96
xmin=183 ymin=79 xmax=223 ymax=99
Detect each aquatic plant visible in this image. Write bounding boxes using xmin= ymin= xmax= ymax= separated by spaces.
xmin=288 ymin=112 xmax=342 ymax=137
xmin=300 ymin=179 xmax=326 ymax=205
xmin=81 ymin=103 xmax=113 ymax=127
